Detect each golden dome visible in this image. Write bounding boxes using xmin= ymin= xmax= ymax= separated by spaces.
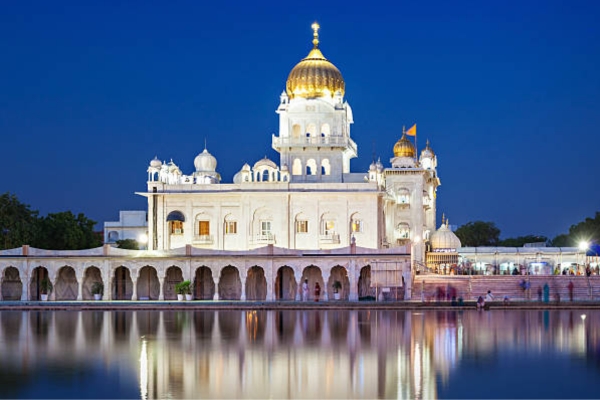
xmin=286 ymin=23 xmax=345 ymax=99
xmin=393 ymin=132 xmax=416 ymax=158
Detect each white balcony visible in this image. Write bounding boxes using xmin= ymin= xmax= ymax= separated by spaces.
xmin=272 ymin=135 xmax=357 ymax=155
xmin=193 ymin=234 xmax=214 ymax=244
xmin=255 ymin=233 xmax=275 ymax=244
xmin=319 ymin=233 xmax=340 ymax=244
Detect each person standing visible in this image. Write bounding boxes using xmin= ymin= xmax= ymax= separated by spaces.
xmin=568 ymin=280 xmax=574 ymax=301
xmin=485 ymin=290 xmax=494 ymax=301
xmin=302 ymin=279 xmax=309 ymax=301
xmin=314 ymin=282 xmax=321 ymax=302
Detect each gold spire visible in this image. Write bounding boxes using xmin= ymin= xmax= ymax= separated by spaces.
xmin=311 ymin=22 xmax=320 ymax=48
xmin=393 ymin=131 xmax=416 ymax=158
xmin=286 ymin=23 xmax=345 ymax=99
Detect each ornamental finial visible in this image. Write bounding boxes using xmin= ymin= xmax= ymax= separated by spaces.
xmin=442 ymin=213 xmax=446 ymax=226
xmin=311 ymin=22 xmax=320 ymax=48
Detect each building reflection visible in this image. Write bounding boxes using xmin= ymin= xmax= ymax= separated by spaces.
xmin=0 ymin=309 xmax=597 ymax=399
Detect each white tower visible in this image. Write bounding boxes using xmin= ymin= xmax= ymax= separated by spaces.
xmin=272 ymin=23 xmax=357 ymax=182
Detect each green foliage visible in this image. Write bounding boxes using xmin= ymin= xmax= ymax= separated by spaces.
xmin=332 ymin=280 xmax=342 ymax=292
xmin=175 ymin=280 xmax=192 ymax=295
xmin=91 ymin=281 xmax=104 ymax=295
xmin=498 ymin=235 xmax=548 ymax=247
xmin=35 ymin=211 xmax=101 ymax=250
xmin=40 ymin=278 xmax=53 ymax=294
xmin=551 ymin=212 xmax=600 ymax=246
xmin=116 ymin=239 xmax=139 ymax=250
xmin=454 ymin=221 xmax=500 ymax=247
xmin=0 ymin=192 xmax=40 ymax=249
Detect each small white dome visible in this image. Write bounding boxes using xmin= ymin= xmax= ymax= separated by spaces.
xmin=194 ymin=149 xmax=217 ymax=172
xmin=369 ymin=162 xmax=377 ymax=172
xmin=150 ymin=157 xmax=162 ymax=168
xmin=281 ymin=164 xmax=289 ymax=172
xmin=254 ymin=157 xmax=277 ymax=170
xmin=233 ymin=171 xmax=242 ymax=184
xmin=168 ymin=160 xmax=180 ymax=173
xmin=242 ymin=163 xmax=251 ymax=171
xmin=430 ymin=222 xmax=461 ymax=250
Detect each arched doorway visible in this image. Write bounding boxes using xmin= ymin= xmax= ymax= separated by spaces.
xmin=328 ymin=265 xmax=350 ymax=300
xmin=82 ymin=267 xmax=102 ymax=300
xmin=245 ymin=266 xmax=267 ymax=300
xmin=302 ymin=265 xmax=324 ymax=301
xmin=55 ymin=266 xmax=78 ymax=300
xmin=29 ymin=266 xmax=49 ymax=301
xmin=164 ymin=266 xmax=183 ymax=300
xmin=1 ymin=266 xmax=22 ymax=300
xmin=358 ymin=265 xmax=374 ymax=300
xmin=194 ymin=266 xmax=215 ymax=300
xmin=113 ymin=266 xmax=133 ymax=300
xmin=137 ymin=266 xmax=160 ymax=300
xmin=219 ymin=266 xmax=241 ymax=300
xmin=274 ymin=266 xmax=296 ymax=300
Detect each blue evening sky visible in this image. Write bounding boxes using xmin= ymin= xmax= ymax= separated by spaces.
xmin=1 ymin=0 xmax=599 ymax=239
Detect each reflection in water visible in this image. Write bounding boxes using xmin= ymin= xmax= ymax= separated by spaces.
xmin=0 ymin=309 xmax=599 ymax=399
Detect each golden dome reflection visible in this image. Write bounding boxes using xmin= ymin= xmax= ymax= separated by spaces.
xmin=286 ymin=22 xmax=345 ymax=99
xmin=393 ymin=132 xmax=416 ymax=158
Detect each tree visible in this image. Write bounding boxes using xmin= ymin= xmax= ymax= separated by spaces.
xmin=454 ymin=221 xmax=500 ymax=247
xmin=498 ymin=235 xmax=548 ymax=247
xmin=35 ymin=211 xmax=102 ymax=250
xmin=551 ymin=211 xmax=600 ymax=247
xmin=0 ymin=192 xmax=40 ymax=249
xmin=116 ymin=239 xmax=139 ymax=250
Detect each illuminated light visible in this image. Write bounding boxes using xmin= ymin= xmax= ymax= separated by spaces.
xmin=413 ymin=236 xmax=421 ymax=244
xmin=579 ymin=241 xmax=589 ymax=251
xmin=138 ymin=233 xmax=148 ymax=244
xmin=139 ymin=339 xmax=148 ymax=400
xmin=581 ymin=314 xmax=586 ymax=321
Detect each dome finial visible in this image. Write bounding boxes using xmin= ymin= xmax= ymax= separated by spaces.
xmin=442 ymin=213 xmax=446 ymax=226
xmin=311 ymin=22 xmax=320 ymax=48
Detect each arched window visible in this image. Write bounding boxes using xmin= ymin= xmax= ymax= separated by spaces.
xmin=306 ymin=123 xmax=317 ymax=138
xmin=321 ymin=159 xmax=331 ymax=175
xmin=108 ymin=231 xmax=119 ymax=242
xmin=292 ymin=159 xmax=302 ymax=175
xmin=167 ymin=211 xmax=185 ymax=235
xmin=306 ymin=159 xmax=317 ymax=176
xmin=292 ymin=124 xmax=302 ymax=139
xmin=397 ymin=222 xmax=410 ymax=239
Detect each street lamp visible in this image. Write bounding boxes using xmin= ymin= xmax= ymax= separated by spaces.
xmin=138 ymin=233 xmax=148 ymax=250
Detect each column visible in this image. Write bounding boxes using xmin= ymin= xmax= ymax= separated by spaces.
xmin=239 ymin=269 xmax=247 ymax=301
xmin=76 ymin=269 xmax=84 ymax=301
xmin=131 ymin=270 xmax=138 ymax=301
xmin=102 ymin=265 xmax=110 ymax=301
xmin=212 ymin=270 xmax=220 ymax=301
xmin=348 ymin=259 xmax=359 ymax=301
xmin=21 ymin=269 xmax=29 ymax=301
xmin=158 ymin=277 xmax=165 ymax=301
xmin=322 ymin=268 xmax=330 ymax=301
xmin=294 ymin=269 xmax=303 ymax=301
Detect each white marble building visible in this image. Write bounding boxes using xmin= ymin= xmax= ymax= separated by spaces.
xmin=140 ymin=23 xmax=438 ymax=270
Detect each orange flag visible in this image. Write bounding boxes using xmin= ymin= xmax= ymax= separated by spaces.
xmin=406 ymin=124 xmax=416 ymax=136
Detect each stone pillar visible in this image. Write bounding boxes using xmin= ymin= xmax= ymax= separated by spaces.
xmin=212 ymin=270 xmax=220 ymax=301
xmin=239 ymin=269 xmax=247 ymax=301
xmin=322 ymin=268 xmax=330 ymax=301
xmin=348 ymin=259 xmax=359 ymax=301
xmin=21 ymin=267 xmax=29 ymax=301
xmin=294 ymin=269 xmax=303 ymax=301
xmin=76 ymin=269 xmax=84 ymax=301
xmin=50 ymin=273 xmax=57 ymax=301
xmin=158 ymin=277 xmax=165 ymax=301
xmin=102 ymin=265 xmax=110 ymax=301
xmin=131 ymin=270 xmax=138 ymax=301
xmin=266 ymin=259 xmax=275 ymax=301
